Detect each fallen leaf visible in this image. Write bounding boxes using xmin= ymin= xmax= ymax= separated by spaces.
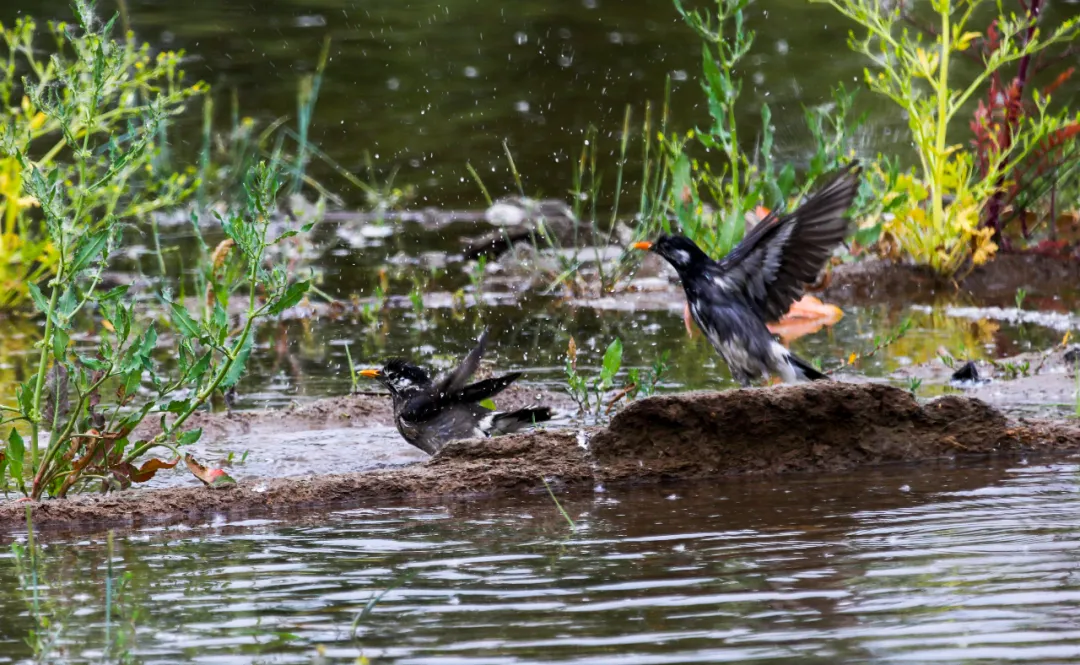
xmin=185 ymin=454 xmax=236 ymax=487
xmin=767 ymin=296 xmax=844 ymax=343
xmin=121 ymin=456 xmax=180 ymax=483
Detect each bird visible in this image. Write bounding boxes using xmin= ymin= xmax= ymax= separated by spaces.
xmin=359 ymin=330 xmax=553 ymax=454
xmin=632 ymin=162 xmax=862 ymax=387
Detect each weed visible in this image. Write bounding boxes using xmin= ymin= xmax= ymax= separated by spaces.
xmin=467 ymin=255 xmax=488 ymax=294
xmin=993 ymin=359 xmax=1031 ymax=379
xmin=541 ymin=476 xmax=577 ymax=531
xmin=817 ymin=0 xmax=1080 ymax=275
xmin=224 ymin=450 xmax=250 ymax=466
xmin=564 ymin=337 xmax=669 ymax=418
xmin=1015 ymin=287 xmax=1027 ymax=310
xmin=906 ymin=376 xmax=923 ymax=395
xmin=938 ymin=352 xmax=956 ymax=369
xmin=0 ymin=8 xmax=206 ymax=308
xmin=0 ymin=155 xmax=312 ymax=498
xmin=830 ymin=317 xmax=915 ymax=373
xmin=344 ymin=343 xmax=359 ymax=394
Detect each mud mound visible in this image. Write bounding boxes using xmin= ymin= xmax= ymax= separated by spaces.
xmin=4 ymin=383 xmax=1079 ymax=531
xmin=591 ymin=383 xmax=1015 ymax=480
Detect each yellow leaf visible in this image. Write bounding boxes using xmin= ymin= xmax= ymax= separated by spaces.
xmin=848 ymin=352 xmax=857 ymax=365
xmin=956 ymin=31 xmax=981 ymax=50
xmin=1063 ymin=331 xmax=1072 ymax=346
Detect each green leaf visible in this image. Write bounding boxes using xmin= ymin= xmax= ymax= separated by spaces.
xmin=600 ymin=338 xmax=624 ymax=390
xmin=76 ymin=354 xmax=109 ymax=371
xmin=267 ymin=280 xmax=310 ymax=316
xmin=96 ymin=284 xmax=130 ymax=302
xmin=479 ymin=399 xmax=497 ymax=411
xmin=211 ymin=302 xmax=227 ymax=341
xmin=271 ymin=229 xmax=298 ymax=244
xmin=185 ymin=350 xmax=213 ymax=384
xmin=52 ymin=327 xmax=70 ymax=361
xmin=139 ymin=325 xmax=158 ymax=357
xmin=56 ymin=287 xmax=78 ymax=323
xmin=113 ymin=303 xmax=132 ymax=342
xmin=178 ymin=428 xmax=202 ymax=446
xmin=27 ymin=282 xmax=50 ymax=317
xmin=169 ymin=303 xmax=203 ymax=341
xmin=16 ymin=380 xmax=34 ymax=418
xmin=222 ymin=334 xmax=253 ymax=388
xmin=164 ymin=399 xmax=191 ymax=415
xmin=70 ymin=230 xmax=108 ymax=274
xmin=7 ymin=428 xmax=25 ymax=491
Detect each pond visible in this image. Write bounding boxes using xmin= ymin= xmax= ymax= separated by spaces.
xmin=2 ymin=0 xmax=1080 ymax=661
xmin=4 ymin=459 xmax=1080 ymax=663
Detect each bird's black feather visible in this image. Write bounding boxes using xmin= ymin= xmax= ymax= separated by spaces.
xmin=368 ymin=332 xmax=552 ymax=454
xmin=643 ymin=161 xmax=861 ymax=386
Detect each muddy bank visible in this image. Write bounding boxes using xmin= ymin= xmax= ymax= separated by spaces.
xmin=4 ymin=382 xmax=1079 ymax=532
xmin=123 ymin=384 xmax=576 ymax=487
xmin=890 ymin=344 xmax=1080 ymax=417
xmin=820 ymin=254 xmax=1080 ymax=306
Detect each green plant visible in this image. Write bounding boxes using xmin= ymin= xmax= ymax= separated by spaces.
xmin=344 ymin=342 xmax=359 ymax=394
xmin=817 ymin=0 xmax=1080 ymax=275
xmin=564 ymin=337 xmax=669 ymax=418
xmin=0 ymin=6 xmax=206 ymax=308
xmin=541 ymin=476 xmax=577 ymax=531
xmin=830 ymin=317 xmax=915 ymax=373
xmin=993 ymin=358 xmax=1031 ymax=379
xmin=1015 ymin=287 xmax=1027 ymax=309
xmin=0 ymin=156 xmax=312 ymax=499
xmin=906 ymin=376 xmax=923 ymax=395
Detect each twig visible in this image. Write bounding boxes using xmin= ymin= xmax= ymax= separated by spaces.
xmin=604 ymin=383 xmax=637 ymax=414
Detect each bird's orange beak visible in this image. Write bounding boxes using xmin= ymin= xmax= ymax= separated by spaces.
xmin=632 ymin=241 xmax=653 ymax=251
xmin=359 ymin=368 xmax=382 ymax=379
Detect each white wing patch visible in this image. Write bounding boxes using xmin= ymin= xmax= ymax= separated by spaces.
xmin=771 ymin=341 xmax=798 ymax=383
xmin=477 ymin=412 xmax=498 ymax=436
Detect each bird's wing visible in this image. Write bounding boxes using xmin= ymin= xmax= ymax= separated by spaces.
xmin=435 ymin=329 xmax=489 ymax=397
xmin=397 ymin=391 xmax=442 ymax=423
xmin=714 ymin=162 xmax=861 ymax=322
xmin=453 ymin=373 xmax=521 ymax=404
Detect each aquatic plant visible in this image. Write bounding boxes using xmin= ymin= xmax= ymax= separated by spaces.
xmin=564 ymin=336 xmax=669 ymax=419
xmin=816 ymin=0 xmax=1080 ymax=275
xmin=0 ymin=157 xmax=312 ymax=499
xmin=0 ymin=6 xmax=205 ymax=309
xmin=966 ymin=3 xmax=1080 ymax=248
xmin=663 ymin=0 xmax=869 ymax=260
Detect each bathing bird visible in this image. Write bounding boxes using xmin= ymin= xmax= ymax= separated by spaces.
xmin=359 ymin=330 xmax=553 ymax=454
xmin=632 ymin=162 xmax=862 ymax=386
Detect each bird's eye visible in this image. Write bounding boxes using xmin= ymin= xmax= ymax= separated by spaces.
xmin=672 ymin=249 xmax=691 ymax=265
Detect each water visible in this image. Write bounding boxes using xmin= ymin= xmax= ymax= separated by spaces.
xmin=4 ymin=458 xmax=1080 ymax=663
xmin=5 ymin=0 xmax=1077 ymax=210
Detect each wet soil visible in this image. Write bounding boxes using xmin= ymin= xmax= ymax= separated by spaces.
xmin=820 ymin=254 xmax=1080 ymax=306
xmin=890 ymin=344 xmax=1080 ymax=417
xmin=4 ymin=382 xmax=1078 ymax=531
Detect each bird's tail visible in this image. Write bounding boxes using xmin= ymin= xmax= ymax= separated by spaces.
xmin=488 ymin=406 xmax=554 ymax=434
xmin=787 ymin=353 xmax=829 ymax=382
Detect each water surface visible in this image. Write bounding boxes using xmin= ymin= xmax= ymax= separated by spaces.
xmin=4 ymin=458 xmax=1080 ymax=663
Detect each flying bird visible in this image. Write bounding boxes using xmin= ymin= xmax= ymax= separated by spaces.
xmin=360 ymin=330 xmax=553 ymax=454
xmin=632 ymin=162 xmax=861 ymax=386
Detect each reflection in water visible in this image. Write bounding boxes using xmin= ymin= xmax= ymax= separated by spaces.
xmin=3 ymin=460 xmax=1080 ymax=662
